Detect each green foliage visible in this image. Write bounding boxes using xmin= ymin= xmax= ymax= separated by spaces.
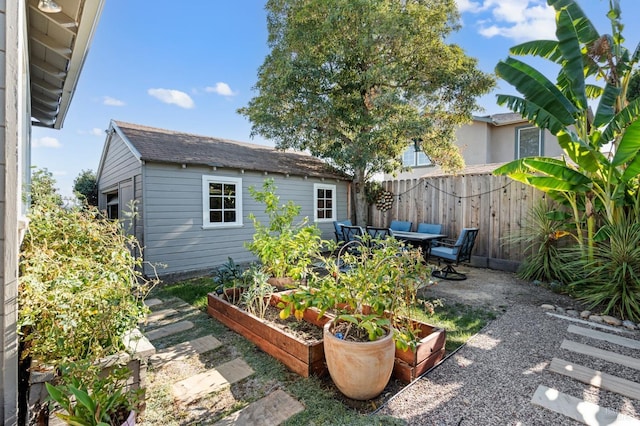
xmin=510 ymin=201 xmax=573 ymax=284
xmin=493 ymin=0 xmax=640 ymax=257
xmin=279 ymin=236 xmax=431 ymax=348
xmin=239 ymin=0 xmax=494 ymax=223
xmin=46 ymin=361 xmax=141 ymax=426
xmin=568 ymin=211 xmax=640 ymax=321
xmin=19 ymin=194 xmax=156 ymax=367
xmin=240 ymin=265 xmax=276 ymax=319
xmin=628 ymin=69 xmax=640 ymax=103
xmin=30 ymin=168 xmax=63 ymax=207
xmin=73 ymin=169 xmax=98 ymax=207
xmin=246 ymin=179 xmax=322 ymax=280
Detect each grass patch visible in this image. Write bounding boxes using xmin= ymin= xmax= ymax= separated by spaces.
xmin=152 ymin=276 xmax=217 ymax=311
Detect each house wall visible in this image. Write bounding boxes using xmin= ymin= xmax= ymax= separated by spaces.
xmin=486 ymin=124 xmax=520 ymax=163
xmin=2 ymin=2 xmax=28 ymax=423
xmin=456 ymin=121 xmax=489 ymax=165
xmin=141 ymin=162 xmax=349 ymax=277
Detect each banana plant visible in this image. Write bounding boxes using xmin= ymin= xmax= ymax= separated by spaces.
xmin=493 ymin=0 xmax=640 ymax=257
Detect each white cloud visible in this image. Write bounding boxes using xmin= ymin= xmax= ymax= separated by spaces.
xmin=32 ymin=136 xmax=61 ymax=148
xmin=103 ymin=96 xmax=125 ymax=106
xmin=460 ymin=0 xmax=556 ymax=42
xmin=90 ymin=128 xmax=104 ymax=136
xmin=147 ymin=88 xmax=195 ymax=109
xmin=205 ymin=82 xmax=236 ymax=97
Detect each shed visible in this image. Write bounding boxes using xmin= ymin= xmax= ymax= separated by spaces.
xmin=96 ymin=120 xmax=351 ymax=279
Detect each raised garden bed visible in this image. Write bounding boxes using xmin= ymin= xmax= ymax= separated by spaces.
xmin=206 ymin=291 xmax=330 ymax=378
xmin=393 ymin=320 xmax=446 ymax=383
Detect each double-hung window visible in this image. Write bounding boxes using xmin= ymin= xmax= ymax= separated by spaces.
xmin=202 ymin=176 xmax=243 ymax=228
xmin=516 ymin=126 xmax=543 ymax=158
xmin=401 ymin=145 xmax=430 ymax=167
xmin=314 ymin=183 xmax=336 ymax=222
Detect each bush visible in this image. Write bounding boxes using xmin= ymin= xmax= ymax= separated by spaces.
xmin=18 ymin=198 xmax=156 ymax=366
xmin=569 ymin=212 xmax=640 ymax=321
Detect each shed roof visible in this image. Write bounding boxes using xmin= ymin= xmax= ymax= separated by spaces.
xmin=112 ymin=121 xmax=349 ymax=180
xmin=473 ymin=113 xmax=528 ymax=126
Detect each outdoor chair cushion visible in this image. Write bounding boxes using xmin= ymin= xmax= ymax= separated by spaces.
xmin=416 ymin=223 xmax=442 ymax=234
xmin=333 ymin=220 xmax=352 ymax=241
xmin=389 ymin=220 xmax=412 ymax=232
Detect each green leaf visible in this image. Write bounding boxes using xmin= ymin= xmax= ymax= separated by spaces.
xmin=613 ymin=119 xmax=640 ymax=167
xmin=68 ymin=385 xmax=96 ymax=414
xmin=495 ymin=57 xmax=578 ymax=123
xmin=509 ymin=40 xmax=561 ymax=62
xmin=495 ymin=95 xmax=569 ymax=135
xmin=593 ymin=83 xmax=621 ymax=128
xmin=555 ymin=8 xmax=587 ymax=110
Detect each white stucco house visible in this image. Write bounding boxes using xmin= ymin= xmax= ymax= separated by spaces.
xmin=1 ymin=1 xmax=104 ymax=423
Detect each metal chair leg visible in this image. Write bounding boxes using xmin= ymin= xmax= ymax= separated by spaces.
xmin=431 ymin=264 xmax=467 ymax=281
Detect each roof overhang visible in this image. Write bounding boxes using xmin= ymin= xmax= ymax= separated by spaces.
xmin=28 ymin=0 xmax=105 ymax=129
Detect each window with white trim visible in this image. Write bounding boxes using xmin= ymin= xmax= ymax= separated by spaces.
xmin=314 ymin=183 xmax=336 ymax=222
xmin=202 ymin=176 xmax=243 ymax=228
xmin=516 ymin=126 xmax=542 ymax=158
xmin=401 ymin=145 xmax=431 ymax=167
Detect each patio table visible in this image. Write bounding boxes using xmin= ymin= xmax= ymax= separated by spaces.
xmin=391 ymin=231 xmax=446 ymax=261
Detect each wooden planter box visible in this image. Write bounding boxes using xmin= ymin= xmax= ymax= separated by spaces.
xmin=206 ymin=292 xmax=330 ymax=378
xmin=393 ymin=321 xmax=446 ymax=383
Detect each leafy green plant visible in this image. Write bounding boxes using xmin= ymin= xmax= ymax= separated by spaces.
xmin=493 ymin=0 xmax=640 ymax=259
xmin=568 ymin=211 xmax=640 ymax=321
xmin=508 ymin=200 xmax=573 ymax=284
xmin=19 ymin=189 xmax=157 ymax=367
xmin=279 ymin=236 xmax=431 ymax=349
xmin=46 ymin=361 xmax=141 ymax=426
xmin=246 ymin=179 xmax=322 ymax=281
xmin=213 ymin=257 xmax=244 ymax=292
xmin=240 ymin=265 xmax=276 ymax=319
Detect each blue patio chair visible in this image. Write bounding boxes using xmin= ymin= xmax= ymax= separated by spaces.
xmin=341 ymin=225 xmax=366 ymax=255
xmin=429 ymin=227 xmax=479 ymax=281
xmin=333 ymin=219 xmax=352 ymax=242
xmin=389 ymin=220 xmax=412 ymax=232
xmin=366 ymin=226 xmax=392 ymax=240
xmin=416 ymin=223 xmax=442 ymax=234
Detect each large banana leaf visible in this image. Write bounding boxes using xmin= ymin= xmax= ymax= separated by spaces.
xmin=613 ymin=119 xmax=640 ymax=168
xmin=593 ymin=83 xmax=621 ymax=128
xmin=556 ymin=130 xmax=602 ymax=173
xmin=555 ymin=8 xmax=587 ymax=110
xmin=601 ymin=99 xmax=640 ymax=147
xmin=548 ymin=0 xmax=599 ymax=44
xmin=509 ymin=40 xmax=561 ymax=62
xmin=495 ymin=58 xmax=577 ymax=124
xmin=495 ymin=95 xmax=567 ymax=135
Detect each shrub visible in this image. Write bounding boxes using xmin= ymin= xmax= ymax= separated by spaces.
xmin=569 ymin=212 xmax=640 ymax=321
xmin=18 ymin=197 xmax=156 ymax=366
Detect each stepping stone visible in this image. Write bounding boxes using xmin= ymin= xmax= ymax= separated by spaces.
xmin=122 ymin=328 xmax=156 ymax=358
xmin=144 ymin=298 xmax=163 ymax=307
xmin=146 ymin=321 xmax=194 ymax=341
xmin=549 ymin=358 xmax=640 ymax=400
xmin=151 ymin=335 xmax=222 ymax=365
xmin=145 ymin=308 xmax=179 ymax=323
xmin=567 ymin=325 xmax=640 ymax=349
xmin=213 ymin=389 xmax=304 ymax=426
xmin=172 ymin=358 xmax=254 ymax=405
xmin=561 ymin=339 xmax=640 ymax=371
xmin=532 ymin=385 xmax=640 ymax=425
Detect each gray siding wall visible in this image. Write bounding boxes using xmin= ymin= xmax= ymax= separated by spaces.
xmin=141 ymin=162 xmax=349 ymax=276
xmin=98 ymin=132 xmax=141 ymax=194
xmin=2 ymin=2 xmax=26 ymax=423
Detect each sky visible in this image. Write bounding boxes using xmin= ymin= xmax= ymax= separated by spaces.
xmin=32 ymin=0 xmax=640 ymax=199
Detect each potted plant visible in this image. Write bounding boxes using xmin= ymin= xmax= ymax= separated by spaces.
xmin=46 ymin=362 xmax=142 ymax=426
xmin=279 ymin=236 xmax=431 ymax=399
xmin=246 ymin=179 xmax=322 ymax=288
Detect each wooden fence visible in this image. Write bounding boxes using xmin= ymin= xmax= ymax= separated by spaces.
xmin=369 ymin=171 xmax=547 ymax=270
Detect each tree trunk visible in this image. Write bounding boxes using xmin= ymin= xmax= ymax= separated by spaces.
xmin=353 ymin=170 xmax=369 ymax=226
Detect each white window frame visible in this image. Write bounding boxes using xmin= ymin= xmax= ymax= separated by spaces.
xmin=516 ymin=126 xmax=543 ymax=158
xmin=401 ymin=144 xmax=431 ymax=167
xmin=314 ymin=183 xmax=336 ymax=223
xmin=202 ymin=175 xmax=243 ymax=229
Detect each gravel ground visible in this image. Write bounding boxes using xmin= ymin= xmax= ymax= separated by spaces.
xmin=378 ymin=267 xmax=640 ymax=425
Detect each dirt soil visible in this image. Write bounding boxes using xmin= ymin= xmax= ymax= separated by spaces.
xmin=421 ymin=265 xmax=583 ymax=313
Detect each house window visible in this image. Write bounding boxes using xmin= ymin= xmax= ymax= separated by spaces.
xmin=517 ymin=126 xmax=543 ymax=158
xmin=106 ymin=192 xmax=119 ymax=220
xmin=401 ymin=145 xmax=431 ymax=167
xmin=314 ymin=183 xmax=336 ymax=222
xmin=202 ymin=176 xmax=243 ymax=228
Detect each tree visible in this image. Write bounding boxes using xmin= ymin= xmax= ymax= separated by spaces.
xmin=493 ymin=0 xmax=640 ymax=256
xmin=239 ymin=0 xmax=494 ymax=224
xmin=628 ymin=69 xmax=640 ymax=103
xmin=30 ymin=168 xmax=63 ymax=207
xmin=73 ymin=169 xmax=98 ymax=207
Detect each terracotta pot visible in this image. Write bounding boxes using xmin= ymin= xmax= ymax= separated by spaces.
xmin=323 ymin=320 xmax=395 ymax=400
